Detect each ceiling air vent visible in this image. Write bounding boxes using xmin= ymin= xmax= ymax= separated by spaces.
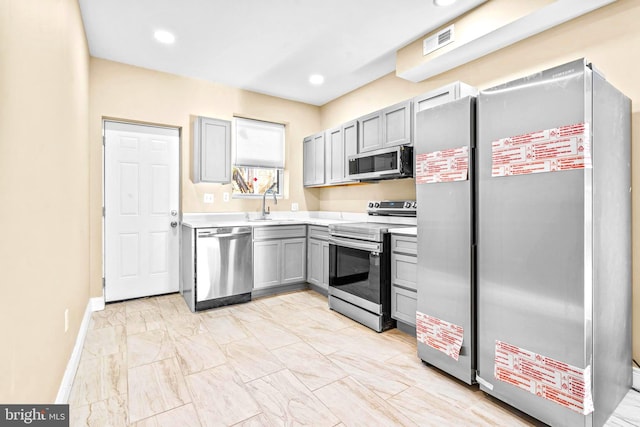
xmin=423 ymin=24 xmax=455 ymax=56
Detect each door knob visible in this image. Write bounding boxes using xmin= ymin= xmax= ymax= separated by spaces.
xmin=170 ymin=221 xmax=178 ymax=228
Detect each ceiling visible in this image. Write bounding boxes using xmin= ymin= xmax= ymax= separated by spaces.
xmin=78 ymin=0 xmax=486 ymax=106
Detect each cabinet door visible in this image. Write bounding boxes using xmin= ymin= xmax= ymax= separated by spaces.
xmin=253 ymin=240 xmax=281 ymax=289
xmin=193 ymin=116 xmax=231 ymax=183
xmin=321 ymin=241 xmax=329 ymax=291
xmin=313 ymin=133 xmax=325 ymax=185
xmin=282 ymin=238 xmax=306 ymax=285
xmin=382 ymin=100 xmax=412 ymax=148
xmin=391 ymin=285 xmax=417 ymax=326
xmin=342 ymin=120 xmax=358 ymax=182
xmin=303 ymin=136 xmax=314 ymax=186
xmin=328 ymin=127 xmax=343 ymax=184
xmin=307 ymin=238 xmax=322 ymax=286
xmin=391 ymin=253 xmax=417 ymax=291
xmin=413 ymin=83 xmax=458 ymax=113
xmin=358 ymin=111 xmax=382 ymax=153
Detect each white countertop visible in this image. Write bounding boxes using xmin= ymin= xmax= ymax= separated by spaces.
xmin=181 ymin=211 xmax=416 ymax=229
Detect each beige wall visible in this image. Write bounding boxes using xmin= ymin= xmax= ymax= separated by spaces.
xmin=0 ymin=0 xmax=90 ymax=402
xmin=89 ymin=59 xmax=322 ymax=297
xmin=319 ymin=0 xmax=640 ymax=361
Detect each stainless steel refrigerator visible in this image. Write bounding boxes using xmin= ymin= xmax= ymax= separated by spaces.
xmin=414 ymin=96 xmax=477 ymax=385
xmin=476 ymin=59 xmax=631 ymax=426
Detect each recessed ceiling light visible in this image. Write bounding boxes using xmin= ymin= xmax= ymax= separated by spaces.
xmin=154 ymin=30 xmax=175 ymax=44
xmin=433 ymin=0 xmax=457 ymax=6
xmin=309 ymin=74 xmax=325 ymax=85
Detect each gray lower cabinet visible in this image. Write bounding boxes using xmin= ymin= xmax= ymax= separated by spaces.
xmin=253 ymin=240 xmax=281 ymax=288
xmin=307 ymin=225 xmax=329 ymax=292
xmin=253 ymin=225 xmax=307 ymax=290
xmin=192 ymin=116 xmax=231 ymax=183
xmin=282 ymin=238 xmax=306 ymax=284
xmin=391 ymin=234 xmax=417 ymax=326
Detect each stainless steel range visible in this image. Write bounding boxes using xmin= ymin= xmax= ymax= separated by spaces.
xmin=328 ymin=200 xmax=416 ymax=332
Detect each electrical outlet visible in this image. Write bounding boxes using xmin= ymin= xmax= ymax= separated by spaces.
xmin=223 ymin=192 xmax=230 ymax=202
xmin=203 ymin=193 xmax=214 ymax=204
xmin=64 ymin=309 xmax=69 ymax=333
xmin=291 ymin=202 xmax=299 ymax=211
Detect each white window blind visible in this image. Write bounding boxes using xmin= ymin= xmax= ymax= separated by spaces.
xmin=234 ymin=117 xmax=285 ymax=168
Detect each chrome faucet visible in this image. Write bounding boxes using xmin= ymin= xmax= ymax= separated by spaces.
xmin=260 ymin=182 xmax=278 ymax=219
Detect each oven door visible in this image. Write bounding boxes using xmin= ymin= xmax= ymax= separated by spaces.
xmin=328 ymin=236 xmax=384 ymax=315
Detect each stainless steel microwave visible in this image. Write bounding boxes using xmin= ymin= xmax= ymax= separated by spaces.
xmin=348 ymin=145 xmax=413 ymax=181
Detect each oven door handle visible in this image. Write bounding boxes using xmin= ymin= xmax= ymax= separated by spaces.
xmin=328 ymin=236 xmax=382 ymax=253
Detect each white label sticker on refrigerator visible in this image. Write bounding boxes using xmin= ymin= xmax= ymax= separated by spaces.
xmin=491 ymin=123 xmax=590 ymax=177
xmin=415 ymin=146 xmax=469 ymax=184
xmin=416 ymin=311 xmax=464 ymax=360
xmin=494 ymin=340 xmax=594 ymax=415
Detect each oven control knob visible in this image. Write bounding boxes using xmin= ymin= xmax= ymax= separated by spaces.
xmin=412 ymin=202 xmax=417 ymax=209
xmin=374 ymin=202 xmax=380 ymax=208
xmin=368 ymin=202 xmax=374 ymax=208
xmin=404 ymin=201 xmax=411 ymax=209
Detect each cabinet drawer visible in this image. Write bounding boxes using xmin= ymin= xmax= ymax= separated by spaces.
xmin=391 ymin=285 xmax=417 ymax=326
xmin=391 ymin=234 xmax=417 ymax=255
xmin=253 ymin=225 xmax=307 ymax=240
xmin=308 ymin=225 xmax=329 ymax=240
xmin=392 ymin=253 xmax=417 ymax=291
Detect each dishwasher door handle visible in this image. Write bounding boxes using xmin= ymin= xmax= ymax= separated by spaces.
xmin=200 ymin=232 xmax=250 ymax=239
xmin=197 ymin=227 xmax=252 ymax=238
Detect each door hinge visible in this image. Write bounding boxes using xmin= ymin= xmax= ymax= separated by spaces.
xmin=102 ymin=277 xmax=106 ymax=289
xmin=102 ymin=207 xmax=105 ymax=217
xmin=102 ymin=136 xmax=105 ymax=146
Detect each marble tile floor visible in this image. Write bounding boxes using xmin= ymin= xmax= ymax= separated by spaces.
xmin=68 ymin=290 xmax=640 ymax=426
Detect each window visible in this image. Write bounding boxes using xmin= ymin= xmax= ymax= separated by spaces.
xmin=232 ymin=166 xmax=282 ymax=196
xmin=232 ymin=118 xmax=285 ymax=197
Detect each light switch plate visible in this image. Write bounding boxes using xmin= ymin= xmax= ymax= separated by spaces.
xmin=291 ymin=202 xmax=299 ymax=211
xmin=223 ymin=192 xmax=230 ymax=202
xmin=204 ymin=193 xmax=214 ymax=204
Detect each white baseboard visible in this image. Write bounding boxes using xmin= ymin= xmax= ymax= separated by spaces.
xmin=55 ymin=296 xmax=104 ymax=404
xmin=634 ymin=367 xmax=640 ymax=391
xmin=90 ymin=296 xmax=105 ymax=312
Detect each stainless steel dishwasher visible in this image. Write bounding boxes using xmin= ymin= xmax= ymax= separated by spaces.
xmin=181 ymin=225 xmax=253 ymax=311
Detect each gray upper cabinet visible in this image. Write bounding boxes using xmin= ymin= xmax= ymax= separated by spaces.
xmin=358 ymin=100 xmax=412 ymax=153
xmin=303 ymin=132 xmax=325 ymax=187
xmin=358 ymin=110 xmax=383 ymax=153
xmin=327 ymin=120 xmax=358 ymax=185
xmin=303 ymin=136 xmax=313 ymax=186
xmin=413 ymin=82 xmax=477 ymax=139
xmin=192 ymin=116 xmax=231 ymax=183
xmin=382 ymin=100 xmax=412 ymax=148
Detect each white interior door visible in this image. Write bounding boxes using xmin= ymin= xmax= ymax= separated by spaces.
xmin=104 ymin=121 xmax=180 ymax=302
